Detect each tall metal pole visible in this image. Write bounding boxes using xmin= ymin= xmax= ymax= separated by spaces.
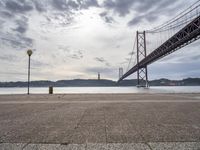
xmin=28 ymin=55 xmax=30 ymax=95
xmin=27 ymin=49 xmax=33 ymax=95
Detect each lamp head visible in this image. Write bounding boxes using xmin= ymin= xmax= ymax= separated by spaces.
xmin=27 ymin=49 xmax=33 ymax=56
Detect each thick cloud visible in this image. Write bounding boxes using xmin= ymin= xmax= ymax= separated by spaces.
xmin=128 ymin=13 xmax=158 ymax=26
xmin=0 ymin=1 xmax=33 ymax=49
xmin=100 ymin=11 xmax=114 ymax=23
xmin=0 ymin=15 xmax=32 ymax=49
xmin=51 ymin=0 xmax=99 ymax=11
xmin=1 ymin=0 xmax=100 ymax=15
xmin=0 ymin=11 xmax=13 ymax=17
xmin=103 ymin=0 xmax=179 ymax=16
xmin=0 ymin=0 xmax=100 ymax=50
xmin=102 ymin=0 xmax=182 ymax=26
xmin=51 ymin=0 xmax=79 ymax=10
xmin=5 ymin=0 xmax=33 ymax=13
xmin=32 ymin=0 xmax=46 ymax=12
xmin=128 ymin=17 xmax=142 ymax=26
xmin=13 ymin=17 xmax=29 ymax=34
xmin=103 ymin=0 xmax=134 ymax=16
xmin=0 ymin=34 xmax=33 ymax=49
xmin=127 ymin=0 xmax=182 ymax=26
xmin=80 ymin=0 xmax=99 ymax=9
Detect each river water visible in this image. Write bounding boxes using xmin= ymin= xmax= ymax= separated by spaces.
xmin=0 ymin=86 xmax=200 ymax=94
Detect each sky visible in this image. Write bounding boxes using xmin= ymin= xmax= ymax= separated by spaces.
xmin=0 ymin=0 xmax=200 ymax=82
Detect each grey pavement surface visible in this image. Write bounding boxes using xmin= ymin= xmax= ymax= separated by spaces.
xmin=0 ymin=93 xmax=200 ymax=150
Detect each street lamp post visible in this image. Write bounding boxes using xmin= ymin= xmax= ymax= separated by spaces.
xmin=27 ymin=49 xmax=33 ymax=95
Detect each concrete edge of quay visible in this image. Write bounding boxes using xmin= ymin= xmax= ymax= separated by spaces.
xmin=0 ymin=142 xmax=200 ymax=150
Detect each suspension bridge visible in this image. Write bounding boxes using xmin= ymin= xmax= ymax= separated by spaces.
xmin=118 ymin=0 xmax=200 ymax=87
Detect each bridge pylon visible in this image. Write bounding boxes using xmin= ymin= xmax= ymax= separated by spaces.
xmin=136 ymin=31 xmax=149 ymax=87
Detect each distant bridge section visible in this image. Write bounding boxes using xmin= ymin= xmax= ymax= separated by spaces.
xmin=118 ymin=15 xmax=200 ymax=83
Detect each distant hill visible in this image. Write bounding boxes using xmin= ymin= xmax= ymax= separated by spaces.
xmin=0 ymin=78 xmax=200 ymax=87
xmin=0 ymin=79 xmax=116 ymax=87
xmin=149 ymin=78 xmax=200 ymax=86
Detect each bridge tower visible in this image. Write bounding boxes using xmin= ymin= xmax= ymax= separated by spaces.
xmin=136 ymin=31 xmax=149 ymax=87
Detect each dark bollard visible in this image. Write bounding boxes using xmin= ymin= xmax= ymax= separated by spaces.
xmin=49 ymin=86 xmax=53 ymax=94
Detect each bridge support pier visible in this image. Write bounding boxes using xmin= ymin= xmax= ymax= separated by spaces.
xmin=136 ymin=31 xmax=149 ymax=87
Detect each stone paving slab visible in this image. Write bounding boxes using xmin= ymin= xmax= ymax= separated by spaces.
xmin=1 ymin=142 xmax=200 ymax=150
xmin=0 ymin=143 xmax=27 ymax=150
xmin=86 ymin=143 xmax=150 ymax=150
xmin=149 ymin=142 xmax=200 ymax=150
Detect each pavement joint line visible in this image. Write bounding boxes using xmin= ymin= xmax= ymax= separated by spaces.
xmin=21 ymin=142 xmax=29 ymax=150
xmin=0 ymin=100 xmax=200 ymax=104
xmin=66 ymin=108 xmax=87 ymax=143
xmin=138 ymin=133 xmax=151 ymax=150
xmin=145 ymin=142 xmax=154 ymax=150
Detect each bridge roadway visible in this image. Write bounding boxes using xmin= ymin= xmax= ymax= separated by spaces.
xmin=0 ymin=93 xmax=200 ymax=150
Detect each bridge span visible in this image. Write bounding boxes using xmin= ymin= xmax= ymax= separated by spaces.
xmin=118 ymin=3 xmax=200 ymax=87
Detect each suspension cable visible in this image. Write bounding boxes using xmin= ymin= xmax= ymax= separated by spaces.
xmin=147 ymin=0 xmax=200 ymax=33
xmin=126 ymin=35 xmax=137 ymax=72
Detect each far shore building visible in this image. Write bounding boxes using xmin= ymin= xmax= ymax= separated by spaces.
xmin=98 ymin=72 xmax=100 ymax=80
xmin=119 ymin=68 xmax=123 ymax=79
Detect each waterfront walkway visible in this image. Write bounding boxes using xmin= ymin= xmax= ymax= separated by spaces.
xmin=0 ymin=93 xmax=200 ymax=150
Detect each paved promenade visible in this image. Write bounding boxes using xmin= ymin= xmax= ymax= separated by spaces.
xmin=0 ymin=93 xmax=200 ymax=150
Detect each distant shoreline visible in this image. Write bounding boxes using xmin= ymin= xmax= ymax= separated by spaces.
xmin=0 ymin=78 xmax=200 ymax=87
xmin=1 ymin=85 xmax=200 ymax=88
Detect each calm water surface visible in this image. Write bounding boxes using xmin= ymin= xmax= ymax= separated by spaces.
xmin=0 ymin=86 xmax=200 ymax=94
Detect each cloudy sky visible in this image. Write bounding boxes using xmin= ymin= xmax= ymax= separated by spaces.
xmin=0 ymin=0 xmax=199 ymax=82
